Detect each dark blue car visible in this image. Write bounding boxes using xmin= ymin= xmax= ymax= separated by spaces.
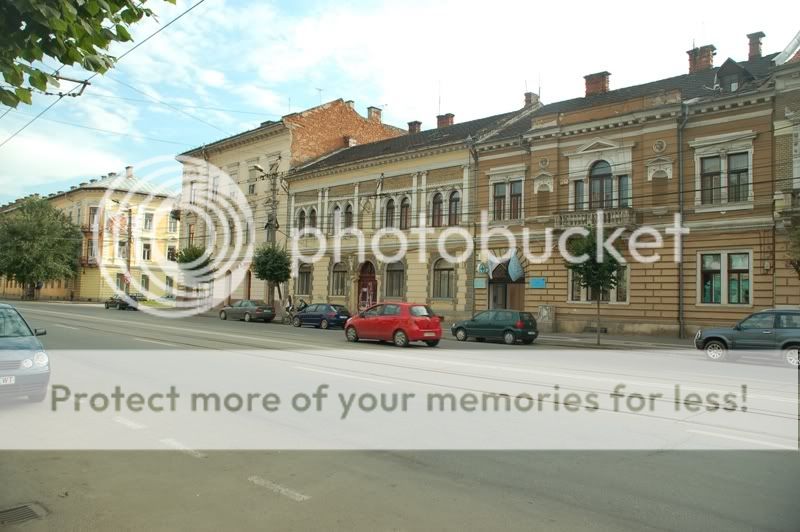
xmin=0 ymin=303 xmax=49 ymax=402
xmin=292 ymin=303 xmax=351 ymax=329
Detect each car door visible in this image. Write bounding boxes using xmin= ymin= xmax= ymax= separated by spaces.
xmin=358 ymin=305 xmax=383 ymax=339
xmin=732 ymin=312 xmax=777 ymax=351
xmin=229 ymin=301 xmax=243 ymax=320
xmin=775 ymin=312 xmax=800 ymax=350
xmin=241 ymin=300 xmax=257 ymax=319
xmin=377 ymin=304 xmax=402 ymax=341
xmin=470 ymin=311 xmax=495 ymax=338
xmin=301 ymin=305 xmax=319 ymax=326
xmin=492 ymin=310 xmax=514 ymax=340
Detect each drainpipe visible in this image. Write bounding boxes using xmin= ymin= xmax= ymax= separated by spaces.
xmin=677 ymin=102 xmax=690 ymax=339
xmin=466 ymin=135 xmax=478 ymax=317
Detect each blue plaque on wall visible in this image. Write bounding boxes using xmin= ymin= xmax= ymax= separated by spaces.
xmin=529 ymin=277 xmax=546 ymax=289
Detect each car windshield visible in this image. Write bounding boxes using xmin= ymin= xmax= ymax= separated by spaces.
xmin=410 ymin=305 xmax=435 ymax=317
xmin=0 ymin=308 xmax=33 ymax=338
xmin=250 ymin=300 xmax=267 ymax=306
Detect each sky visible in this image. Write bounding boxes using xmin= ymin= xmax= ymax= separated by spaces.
xmin=0 ymin=0 xmax=797 ymax=204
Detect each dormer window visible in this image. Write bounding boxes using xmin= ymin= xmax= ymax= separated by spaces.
xmin=720 ymin=73 xmax=739 ymax=92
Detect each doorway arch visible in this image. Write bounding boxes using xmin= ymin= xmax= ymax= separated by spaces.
xmin=358 ymin=261 xmax=377 ymax=310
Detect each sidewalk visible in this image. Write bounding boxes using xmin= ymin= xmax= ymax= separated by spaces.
xmin=536 ymin=332 xmax=693 ymax=350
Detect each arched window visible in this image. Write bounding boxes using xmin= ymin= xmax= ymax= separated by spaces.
xmin=433 ymin=259 xmax=454 ymax=299
xmin=431 ymin=193 xmax=443 ymax=228
xmin=385 ymin=262 xmax=404 ymax=298
xmin=331 ymin=262 xmax=347 ymax=296
xmin=384 ymin=199 xmax=395 ymax=228
xmin=308 ymin=208 xmax=317 ymax=228
xmin=297 ymin=209 xmax=306 ymax=230
xmin=344 ymin=203 xmax=354 ymax=228
xmin=589 ymin=160 xmax=613 ymax=209
xmin=448 ymin=191 xmax=460 ymax=226
xmin=400 ymin=197 xmax=411 ymax=229
xmin=332 ymin=205 xmax=341 ymax=234
xmin=297 ymin=264 xmax=312 ymax=295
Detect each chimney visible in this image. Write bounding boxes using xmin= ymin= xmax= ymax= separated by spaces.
xmin=436 ymin=113 xmax=454 ymax=128
xmin=747 ymin=31 xmax=765 ymax=61
xmin=524 ymin=91 xmax=539 ymax=107
xmin=408 ymin=120 xmax=422 ymax=134
xmin=125 ymin=165 xmax=134 ymax=178
xmin=584 ymin=72 xmax=610 ymax=97
xmin=345 ymin=100 xmax=355 ymax=109
xmin=108 ymin=171 xmax=117 ymax=179
xmin=367 ymin=106 xmax=382 ymax=123
xmin=687 ymin=45 xmax=716 ymax=74
xmin=343 ymin=135 xmax=357 ymax=147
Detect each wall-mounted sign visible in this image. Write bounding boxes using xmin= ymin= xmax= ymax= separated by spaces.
xmin=473 ymin=278 xmax=487 ymax=289
xmin=529 ymin=277 xmax=546 ymax=289
xmin=476 ymin=262 xmax=489 ymax=274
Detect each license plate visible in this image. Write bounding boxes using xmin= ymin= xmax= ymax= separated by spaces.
xmin=0 ymin=376 xmax=15 ymax=386
xmin=528 ymin=331 xmax=535 ymax=335
xmin=424 ymin=332 xmax=436 ymax=337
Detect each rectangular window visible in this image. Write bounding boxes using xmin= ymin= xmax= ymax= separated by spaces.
xmin=493 ymin=183 xmax=506 ymax=221
xmin=165 ymin=276 xmax=174 ymax=295
xmin=701 ymin=253 xmax=722 ymax=304
xmin=89 ymin=207 xmax=99 ymax=228
xmin=189 ymin=182 xmax=197 ymax=205
xmin=728 ymin=253 xmax=750 ymax=304
xmin=728 ymin=153 xmax=749 ymax=203
xmin=570 ymin=272 xmax=582 ymax=302
xmin=617 ymin=175 xmax=631 ymax=208
xmin=615 ymin=266 xmax=627 ymax=302
xmin=188 ymin=224 xmax=195 ymax=246
xmin=777 ymin=313 xmax=800 ymax=329
xmin=569 ymin=266 xmax=628 ymax=303
xmin=590 ymin=175 xmax=613 ymax=209
xmin=248 ymin=183 xmax=256 ymax=195
xmin=297 ymin=269 xmax=311 ymax=295
xmin=168 ymin=216 xmax=178 ymax=233
xmin=143 ymin=213 xmax=153 ymax=231
xmin=141 ymin=275 xmax=149 ymax=292
xmin=331 ymin=269 xmax=346 ymax=296
xmin=87 ymin=239 xmax=96 ymax=259
xmin=700 ymin=156 xmax=721 ymax=205
xmin=386 ymin=266 xmax=404 ymax=298
xmin=574 ymin=180 xmax=585 ymax=210
xmin=116 ymin=273 xmax=125 ymax=291
xmin=167 ymin=246 xmax=177 ymax=262
xmin=509 ymin=180 xmax=522 ymax=219
xmin=117 ymin=241 xmax=128 ymax=259
xmin=142 ymin=243 xmax=152 ymax=261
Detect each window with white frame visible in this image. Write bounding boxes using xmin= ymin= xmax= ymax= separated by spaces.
xmin=87 ymin=239 xmax=96 ymax=259
xmin=331 ymin=262 xmax=347 ymax=296
xmin=691 ymin=132 xmax=755 ymax=208
xmin=400 ymin=197 xmax=411 ymax=229
xmin=117 ymin=240 xmax=128 ymax=259
xmin=432 ymin=259 xmax=455 ymax=299
xmin=165 ymin=276 xmax=174 ymax=296
xmin=385 ymin=262 xmax=404 ymax=298
xmin=573 ymin=180 xmax=586 ymax=211
xmin=143 ymin=213 xmax=153 ymax=231
xmin=89 ymin=207 xmax=99 ymax=229
xmin=168 ymin=215 xmax=178 ymax=233
xmin=384 ymin=199 xmax=395 ymax=228
xmin=141 ymin=274 xmax=149 ymax=292
xmin=167 ymin=246 xmax=177 ymax=262
xmin=493 ymin=183 xmax=506 ymax=221
xmin=297 ymin=264 xmax=312 ymax=295
xmin=699 ymin=251 xmax=751 ymax=305
xmin=568 ymin=265 xmax=629 ymax=303
xmin=448 ymin=191 xmax=460 ymax=225
xmin=142 ymin=242 xmax=152 ymax=261
xmin=431 ymin=193 xmax=443 ymax=227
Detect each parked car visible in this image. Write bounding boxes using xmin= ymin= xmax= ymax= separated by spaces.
xmin=451 ymin=309 xmax=538 ymax=345
xmin=0 ymin=303 xmax=49 ymax=402
xmin=104 ymin=294 xmax=143 ymax=310
xmin=292 ymin=303 xmax=351 ymax=329
xmin=345 ymin=303 xmax=442 ymax=347
xmin=219 ymin=300 xmax=275 ymax=322
xmin=694 ymin=309 xmax=800 ymax=367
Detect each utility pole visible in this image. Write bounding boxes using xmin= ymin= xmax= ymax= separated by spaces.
xmin=112 ymin=199 xmax=133 ymax=294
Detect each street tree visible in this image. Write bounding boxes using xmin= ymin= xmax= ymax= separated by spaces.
xmin=787 ymin=225 xmax=800 ymax=279
xmin=252 ymin=244 xmax=291 ymax=301
xmin=565 ymin=228 xmax=623 ymax=346
xmin=176 ymin=244 xmax=212 ymax=287
xmin=0 ymin=197 xmax=81 ymax=298
xmin=0 ymin=0 xmax=174 ymax=107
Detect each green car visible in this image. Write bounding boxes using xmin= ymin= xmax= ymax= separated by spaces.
xmin=451 ymin=310 xmax=538 ymax=345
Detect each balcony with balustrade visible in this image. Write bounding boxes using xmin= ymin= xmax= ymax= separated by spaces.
xmin=554 ymin=208 xmax=639 ymax=230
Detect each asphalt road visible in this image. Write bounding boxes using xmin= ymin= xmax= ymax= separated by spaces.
xmin=1 ymin=301 xmax=798 ymax=531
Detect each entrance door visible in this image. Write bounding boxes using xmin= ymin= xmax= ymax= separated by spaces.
xmin=490 ymin=284 xmax=507 ymax=309
xmin=358 ymin=262 xmax=377 ymax=311
xmin=489 ymin=262 xmax=524 ymax=310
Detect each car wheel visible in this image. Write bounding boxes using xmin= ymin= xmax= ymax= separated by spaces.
xmin=503 ymin=331 xmax=516 ymax=345
xmin=783 ymin=345 xmax=800 ymax=367
xmin=455 ymin=328 xmax=468 ymax=342
xmin=346 ymin=327 xmax=359 ymax=342
xmin=104 ymin=303 xmax=109 ymax=309
xmin=27 ymin=390 xmax=47 ymax=403
xmin=320 ymin=319 xmax=329 ymax=330
xmin=219 ymin=311 xmax=227 ymax=320
xmin=244 ymin=313 xmax=252 ymax=323
xmin=293 ymin=316 xmax=302 ymax=328
xmin=425 ymin=340 xmax=440 ymax=347
xmin=393 ymin=330 xmax=409 ymax=347
xmin=704 ymin=340 xmax=727 ymax=362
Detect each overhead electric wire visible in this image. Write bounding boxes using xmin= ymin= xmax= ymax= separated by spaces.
xmin=0 ymin=0 xmax=209 ymax=151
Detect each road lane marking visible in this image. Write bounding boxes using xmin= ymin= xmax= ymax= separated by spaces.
xmin=133 ymin=337 xmax=178 ymax=347
xmin=52 ymin=323 xmax=79 ymax=330
xmin=686 ymin=429 xmax=797 ymax=450
xmin=159 ymin=438 xmax=206 ymax=458
xmin=113 ymin=416 xmax=146 ymax=430
xmin=294 ymin=365 xmax=391 ymax=384
xmin=247 ymin=475 xmax=311 ymax=502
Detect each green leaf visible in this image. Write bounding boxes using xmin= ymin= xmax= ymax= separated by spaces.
xmin=48 ymin=17 xmax=68 ymax=32
xmin=115 ymin=24 xmax=131 ymax=42
xmin=0 ymin=89 xmax=20 ymax=108
xmin=29 ymin=70 xmax=48 ymax=91
xmin=14 ymin=88 xmax=32 ymax=105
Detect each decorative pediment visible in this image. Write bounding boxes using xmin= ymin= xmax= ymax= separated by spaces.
xmin=646 ymin=156 xmax=673 ymax=181
xmin=574 ymin=138 xmax=621 ymax=154
xmin=532 ymin=172 xmax=553 ymax=194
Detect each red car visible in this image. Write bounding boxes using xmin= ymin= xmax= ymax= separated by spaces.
xmin=345 ymin=303 xmax=442 ymax=347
